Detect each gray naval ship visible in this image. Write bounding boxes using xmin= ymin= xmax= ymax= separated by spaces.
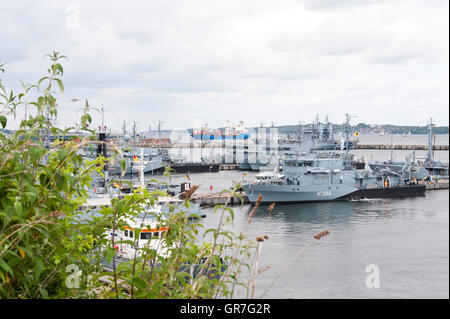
xmin=368 ymin=119 xmax=449 ymax=180
xmin=237 ymin=116 xmax=360 ymax=171
xmin=108 ymin=148 xmax=165 ymax=175
xmin=243 ymin=115 xmax=425 ymax=204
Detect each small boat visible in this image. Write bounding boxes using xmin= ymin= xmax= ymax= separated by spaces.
xmin=102 ymin=203 xmax=225 ymax=281
xmin=105 ymin=205 xmax=170 ymax=261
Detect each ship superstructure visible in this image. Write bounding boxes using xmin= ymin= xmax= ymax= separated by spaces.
xmin=243 ymin=115 xmax=425 ymax=204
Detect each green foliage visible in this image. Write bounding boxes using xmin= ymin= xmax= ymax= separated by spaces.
xmin=0 ymin=53 xmax=260 ymax=299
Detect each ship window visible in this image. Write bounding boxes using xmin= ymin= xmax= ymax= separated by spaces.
xmin=298 ymin=161 xmax=313 ymax=167
xmin=129 ymin=231 xmax=133 ymax=238
xmin=154 ymin=232 xmax=160 ymax=237
xmin=124 ymin=230 xmax=128 ymax=237
xmin=140 ymin=232 xmax=152 ymax=240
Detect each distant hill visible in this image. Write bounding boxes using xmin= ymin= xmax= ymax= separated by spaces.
xmin=258 ymin=123 xmax=449 ymax=135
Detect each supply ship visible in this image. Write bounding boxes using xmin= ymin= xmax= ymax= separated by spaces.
xmin=368 ymin=119 xmax=449 ymax=180
xmin=191 ymin=121 xmax=250 ymax=140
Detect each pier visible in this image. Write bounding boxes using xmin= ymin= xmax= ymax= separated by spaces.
xmin=355 ymin=144 xmax=448 ymax=150
xmin=106 ymin=142 xmax=449 ymax=151
xmin=192 ymin=192 xmax=249 ymax=207
xmin=419 ymin=179 xmax=449 ymax=190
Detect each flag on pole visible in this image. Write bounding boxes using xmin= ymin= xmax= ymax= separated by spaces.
xmin=113 ymin=182 xmax=123 ymax=189
xmin=133 ymin=154 xmax=139 ymax=162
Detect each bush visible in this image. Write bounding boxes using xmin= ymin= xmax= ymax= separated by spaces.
xmin=0 ymin=52 xmax=262 ymax=299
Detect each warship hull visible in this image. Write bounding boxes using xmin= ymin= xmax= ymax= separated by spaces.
xmin=109 ymin=162 xmax=165 ymax=175
xmin=369 ymin=163 xmax=448 ymax=180
xmin=244 ymin=183 xmax=356 ymax=203
xmin=341 ymin=185 xmax=426 ymax=200
xmin=244 ymin=184 xmax=426 ymax=204
xmin=168 ymin=163 xmax=220 ymax=173
xmin=238 ymin=162 xmax=252 ymax=170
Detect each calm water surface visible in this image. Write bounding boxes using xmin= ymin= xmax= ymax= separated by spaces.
xmin=200 ymin=189 xmax=449 ymax=299
xmin=141 ymin=144 xmax=449 ymax=298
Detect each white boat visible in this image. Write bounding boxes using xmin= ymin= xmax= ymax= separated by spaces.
xmin=106 ymin=204 xmax=171 ymax=261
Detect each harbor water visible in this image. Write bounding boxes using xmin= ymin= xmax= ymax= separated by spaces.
xmin=147 ymin=147 xmax=449 ymax=299
xmin=202 ymin=189 xmax=449 ymax=298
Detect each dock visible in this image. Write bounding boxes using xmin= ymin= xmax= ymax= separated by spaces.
xmin=419 ymin=179 xmax=449 ymax=190
xmin=355 ymin=144 xmax=448 ymax=150
xmin=102 ymin=139 xmax=449 ymax=151
xmin=192 ymin=192 xmax=249 ymax=207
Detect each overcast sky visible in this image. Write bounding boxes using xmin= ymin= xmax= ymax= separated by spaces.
xmin=1 ymin=0 xmax=448 ymax=132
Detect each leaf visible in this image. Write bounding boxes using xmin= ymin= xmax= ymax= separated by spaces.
xmin=0 ymin=115 xmax=6 ymax=129
xmin=37 ymin=76 xmax=48 ymax=89
xmin=14 ymin=201 xmax=22 ymax=217
xmin=23 ymin=192 xmax=37 ymax=204
xmin=40 ymin=288 xmax=48 ymax=299
xmin=18 ymin=249 xmax=25 ymax=259
xmin=54 ymin=78 xmax=64 ymax=94
xmin=131 ymin=277 xmax=147 ymax=289
xmin=105 ymin=247 xmax=116 ymax=264
xmin=0 ymin=258 xmax=13 ymax=275
xmin=120 ymin=159 xmax=127 ymax=177
xmin=29 ymin=146 xmax=43 ymax=162
xmin=57 ymin=148 xmax=69 ymax=162
xmin=54 ymin=63 xmax=63 ymax=75
xmin=115 ymin=239 xmax=135 ymax=246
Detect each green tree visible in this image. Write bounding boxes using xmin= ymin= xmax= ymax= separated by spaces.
xmin=0 ymin=52 xmax=265 ymax=299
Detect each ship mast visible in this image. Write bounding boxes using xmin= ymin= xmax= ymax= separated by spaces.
xmin=157 ymin=119 xmax=164 ymax=154
xmin=344 ymin=113 xmax=355 ymax=168
xmin=132 ymin=121 xmax=137 ymax=145
xmin=298 ymin=121 xmax=303 ymax=145
xmin=122 ymin=120 xmax=127 ymax=143
xmin=390 ymin=134 xmax=394 ymax=162
xmin=101 ymin=106 xmax=105 ymax=133
xmin=427 ymin=118 xmax=433 ymax=162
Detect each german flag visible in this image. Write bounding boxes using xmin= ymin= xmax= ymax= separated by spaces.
xmin=133 ymin=154 xmax=139 ymax=162
xmin=185 ymin=174 xmax=191 ymax=180
xmin=113 ymin=182 xmax=123 ymax=189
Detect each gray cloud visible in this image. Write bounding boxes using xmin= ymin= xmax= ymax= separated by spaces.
xmin=0 ymin=0 xmax=448 ymax=132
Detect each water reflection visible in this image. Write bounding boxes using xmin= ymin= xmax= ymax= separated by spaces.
xmin=198 ymin=189 xmax=449 ymax=298
xmin=241 ymin=194 xmax=436 ymax=226
xmin=242 ymin=200 xmax=392 ymax=227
